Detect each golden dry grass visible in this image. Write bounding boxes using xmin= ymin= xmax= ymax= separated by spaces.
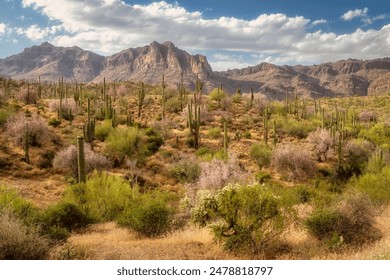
xmin=55 ymin=223 xmax=242 ymax=260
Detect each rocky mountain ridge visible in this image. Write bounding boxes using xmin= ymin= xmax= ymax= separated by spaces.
xmin=0 ymin=41 xmax=389 ymax=99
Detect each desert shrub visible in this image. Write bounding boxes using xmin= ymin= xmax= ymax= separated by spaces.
xmin=63 ymin=172 xmax=133 ymax=222
xmin=105 ymin=126 xmax=146 ymax=164
xmin=48 ymin=98 xmax=77 ymax=121
xmin=271 ymin=144 xmax=316 ymax=181
xmin=358 ymin=123 xmax=390 ymax=147
xmin=354 ymin=166 xmax=390 ymax=205
xmin=170 ymin=156 xmax=201 ymax=183
xmin=53 ymin=144 xmax=111 ymax=178
xmin=250 ymin=143 xmax=272 ymax=168
xmin=255 ymin=171 xmax=271 ymax=183
xmin=48 ymin=118 xmax=61 ymax=127
xmin=307 ymin=128 xmax=334 ymax=162
xmin=358 ymin=110 xmax=377 ymax=122
xmin=15 ymin=86 xmax=38 ymax=104
xmin=192 ymin=183 xmax=284 ymax=255
xmin=95 ymin=120 xmax=114 ymax=141
xmin=198 ymin=155 xmax=249 ymax=190
xmin=0 ymin=185 xmax=40 ymax=226
xmin=344 ymin=139 xmax=375 ymax=175
xmin=305 ymin=191 xmax=379 ymax=245
xmin=117 ymin=191 xmax=174 ymax=238
xmin=277 ymin=117 xmax=315 ymax=139
xmin=145 ymin=128 xmax=164 ymax=154
xmin=207 ymin=127 xmax=221 ymax=139
xmin=5 ymin=112 xmax=50 ymax=146
xmin=0 ymin=106 xmax=14 ymax=127
xmin=41 ymin=202 xmax=91 ymax=240
xmin=150 ymin=119 xmax=175 ymax=140
xmin=0 ymin=211 xmax=49 ymax=260
xmin=165 ymin=96 xmax=182 ymax=113
xmin=208 ymin=88 xmax=225 ymax=102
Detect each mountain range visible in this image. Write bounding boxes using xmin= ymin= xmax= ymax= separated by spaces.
xmin=0 ymin=41 xmax=389 ymax=99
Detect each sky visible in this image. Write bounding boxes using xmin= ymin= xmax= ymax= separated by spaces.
xmin=0 ymin=0 xmax=389 ymax=71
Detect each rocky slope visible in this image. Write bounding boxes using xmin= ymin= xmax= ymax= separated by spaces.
xmin=0 ymin=41 xmax=389 ymax=98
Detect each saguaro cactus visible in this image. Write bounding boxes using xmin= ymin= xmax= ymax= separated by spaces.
xmin=24 ymin=123 xmax=29 ymax=163
xmin=188 ymin=98 xmax=201 ymax=149
xmin=77 ymin=136 xmax=86 ymax=183
xmin=137 ymin=82 xmax=146 ymax=118
xmin=83 ymin=97 xmax=95 ymax=143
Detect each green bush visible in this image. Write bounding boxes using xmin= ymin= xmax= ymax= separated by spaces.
xmin=95 ymin=120 xmax=114 ymax=141
xmin=0 ymin=107 xmax=13 ymax=127
xmin=208 ymin=88 xmax=225 ymax=102
xmin=354 ymin=166 xmax=390 ymax=205
xmin=145 ymin=128 xmax=164 ymax=154
xmin=63 ymin=172 xmax=133 ymax=222
xmin=41 ymin=202 xmax=91 ymax=240
xmin=305 ymin=192 xmax=379 ymax=245
xmin=344 ymin=139 xmax=375 ymax=175
xmin=118 ymin=196 xmax=173 ymax=238
xmin=165 ymin=97 xmax=183 ymax=113
xmin=170 ymin=158 xmax=201 ymax=183
xmin=255 ymin=171 xmax=271 ymax=183
xmin=206 ymin=127 xmax=221 ymax=139
xmin=250 ymin=143 xmax=272 ymax=168
xmin=48 ymin=118 xmax=61 ymax=127
xmin=105 ymin=127 xmax=146 ymax=164
xmin=192 ymin=183 xmax=284 ymax=255
xmin=359 ymin=123 xmax=390 ymax=147
xmin=0 ymin=185 xmax=40 ymax=226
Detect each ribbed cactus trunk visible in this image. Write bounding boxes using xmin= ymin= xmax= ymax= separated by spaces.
xmin=250 ymin=88 xmax=254 ymax=108
xmin=162 ymin=75 xmax=166 ymax=119
xmin=223 ymin=121 xmax=228 ymax=153
xmin=263 ymin=106 xmax=269 ymax=144
xmin=77 ymin=136 xmax=86 ymax=183
xmin=24 ymin=123 xmax=29 ymax=163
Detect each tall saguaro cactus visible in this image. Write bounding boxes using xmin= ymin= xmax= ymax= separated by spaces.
xmin=188 ymin=98 xmax=201 ymax=149
xmin=24 ymin=123 xmax=29 ymax=163
xmin=137 ymin=82 xmax=146 ymax=118
xmin=77 ymin=136 xmax=86 ymax=183
xmin=83 ymin=97 xmax=95 ymax=144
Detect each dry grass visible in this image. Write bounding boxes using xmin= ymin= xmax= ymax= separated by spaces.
xmin=57 ymin=223 xmax=241 ymax=260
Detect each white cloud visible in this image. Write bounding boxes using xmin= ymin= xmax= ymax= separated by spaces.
xmin=311 ymin=19 xmax=328 ymax=26
xmin=341 ymin=7 xmax=368 ymax=21
xmin=18 ymin=1 xmax=390 ymax=69
xmin=0 ymin=23 xmax=6 ymax=34
xmin=15 ymin=24 xmax=62 ymax=41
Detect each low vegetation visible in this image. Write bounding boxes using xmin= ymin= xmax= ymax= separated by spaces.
xmin=0 ymin=76 xmax=389 ymax=260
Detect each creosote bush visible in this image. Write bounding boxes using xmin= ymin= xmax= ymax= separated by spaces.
xmin=344 ymin=139 xmax=375 ymax=175
xmin=271 ymin=144 xmax=316 ymax=181
xmin=250 ymin=143 xmax=272 ymax=168
xmin=305 ymin=191 xmax=379 ymax=245
xmin=15 ymin=86 xmax=38 ymax=105
xmin=117 ymin=191 xmax=174 ymax=238
xmin=105 ymin=126 xmax=147 ymax=164
xmin=192 ymin=183 xmax=285 ymax=255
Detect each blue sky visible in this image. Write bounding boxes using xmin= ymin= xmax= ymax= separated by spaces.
xmin=0 ymin=0 xmax=389 ymax=70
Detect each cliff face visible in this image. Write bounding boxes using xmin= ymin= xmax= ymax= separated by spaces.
xmin=1 ymin=41 xmax=389 ymax=99
xmin=218 ymin=58 xmax=390 ymax=99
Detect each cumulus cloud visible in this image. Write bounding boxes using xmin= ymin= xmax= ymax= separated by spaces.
xmin=18 ymin=0 xmax=390 ymax=69
xmin=311 ymin=19 xmax=328 ymax=26
xmin=341 ymin=7 xmax=369 ymax=21
xmin=0 ymin=23 xmax=6 ymax=34
xmin=16 ymin=24 xmax=62 ymax=41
